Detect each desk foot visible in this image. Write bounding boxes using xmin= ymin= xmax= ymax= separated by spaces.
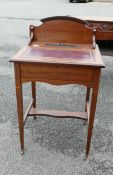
xmin=21 ymin=149 xmax=24 ymax=155
xmin=33 ymin=116 xmax=36 ymax=120
xmin=83 ymin=120 xmax=87 ymax=125
xmin=84 ymin=154 xmax=88 ymax=160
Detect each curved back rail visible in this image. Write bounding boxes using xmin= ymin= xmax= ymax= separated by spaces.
xmin=29 ymin=16 xmax=96 ymax=48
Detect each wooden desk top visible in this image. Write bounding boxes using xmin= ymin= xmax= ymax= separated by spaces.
xmin=77 ymin=16 xmax=113 ymax=23
xmin=10 ymin=43 xmax=104 ymax=68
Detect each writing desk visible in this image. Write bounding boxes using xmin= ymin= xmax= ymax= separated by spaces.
xmin=10 ymin=43 xmax=104 ymax=156
xmin=10 ymin=16 xmax=105 ymax=156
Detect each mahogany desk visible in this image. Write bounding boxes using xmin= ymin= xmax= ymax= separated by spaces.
xmin=10 ymin=16 xmax=105 ymax=156
xmin=81 ymin=16 xmax=113 ymax=40
xmin=10 ymin=43 xmax=104 ymax=156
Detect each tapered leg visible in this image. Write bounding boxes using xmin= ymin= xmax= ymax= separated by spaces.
xmin=86 ymin=70 xmax=101 ymax=157
xmin=85 ymin=87 xmax=90 ymax=112
xmin=31 ymin=82 xmax=36 ymax=119
xmin=16 ymin=84 xmax=24 ymax=154
xmin=14 ymin=64 xmax=24 ymax=154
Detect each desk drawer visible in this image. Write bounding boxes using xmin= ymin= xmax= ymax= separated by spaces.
xmin=96 ymin=31 xmax=113 ymax=40
xmin=20 ymin=63 xmax=96 ymax=86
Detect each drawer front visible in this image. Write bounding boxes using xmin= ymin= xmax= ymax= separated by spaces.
xmin=96 ymin=31 xmax=113 ymax=40
xmin=20 ymin=63 xmax=96 ymax=86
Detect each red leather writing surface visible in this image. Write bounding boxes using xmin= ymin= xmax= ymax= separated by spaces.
xmin=22 ymin=47 xmax=92 ymax=60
